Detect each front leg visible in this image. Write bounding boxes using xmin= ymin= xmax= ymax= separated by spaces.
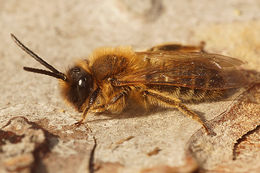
xmin=75 ymin=88 xmax=100 ymax=126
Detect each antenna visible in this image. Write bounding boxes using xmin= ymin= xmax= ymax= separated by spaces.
xmin=10 ymin=33 xmax=67 ymax=81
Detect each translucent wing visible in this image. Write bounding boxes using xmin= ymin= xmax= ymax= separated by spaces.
xmin=114 ymin=51 xmax=248 ymax=90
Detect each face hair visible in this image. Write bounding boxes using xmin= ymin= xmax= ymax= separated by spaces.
xmin=10 ymin=33 xmax=67 ymax=81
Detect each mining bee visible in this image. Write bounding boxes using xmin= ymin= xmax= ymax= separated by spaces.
xmin=11 ymin=34 xmax=248 ymax=134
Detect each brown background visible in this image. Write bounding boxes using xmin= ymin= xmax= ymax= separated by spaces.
xmin=0 ymin=0 xmax=259 ymax=172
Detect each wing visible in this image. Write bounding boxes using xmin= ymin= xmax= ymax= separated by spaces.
xmin=114 ymin=51 xmax=248 ymax=90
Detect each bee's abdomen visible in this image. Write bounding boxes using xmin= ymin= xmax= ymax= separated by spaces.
xmin=177 ymin=87 xmax=223 ymax=102
xmin=146 ymin=85 xmax=224 ymax=102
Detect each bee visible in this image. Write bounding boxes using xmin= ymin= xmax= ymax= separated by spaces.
xmin=11 ymin=34 xmax=248 ymax=134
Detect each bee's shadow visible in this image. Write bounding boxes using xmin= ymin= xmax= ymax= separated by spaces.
xmin=90 ymin=105 xmax=165 ymax=122
xmin=88 ymin=103 xmax=207 ymax=124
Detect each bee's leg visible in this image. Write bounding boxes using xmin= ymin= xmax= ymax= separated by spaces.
xmin=90 ymin=87 xmax=131 ymax=115
xmin=105 ymin=87 xmax=131 ymax=114
xmin=91 ymin=105 xmax=106 ymax=113
xmin=148 ymin=42 xmax=205 ymax=53
xmin=75 ymin=88 xmax=100 ymax=126
xmin=144 ymin=90 xmax=210 ymax=134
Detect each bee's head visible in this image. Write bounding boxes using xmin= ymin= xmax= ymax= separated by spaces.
xmin=11 ymin=33 xmax=93 ymax=111
xmin=61 ymin=66 xmax=93 ymax=111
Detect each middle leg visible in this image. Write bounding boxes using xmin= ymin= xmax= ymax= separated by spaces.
xmin=91 ymin=87 xmax=131 ymax=114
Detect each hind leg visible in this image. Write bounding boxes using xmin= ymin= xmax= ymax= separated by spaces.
xmin=144 ymin=90 xmax=210 ymax=134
